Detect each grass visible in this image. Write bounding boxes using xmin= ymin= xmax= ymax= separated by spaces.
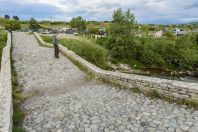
xmin=41 ymin=35 xmax=109 ymax=69
xmin=11 ymin=43 xmax=26 ymax=132
xmin=0 ymin=31 xmax=7 ymax=66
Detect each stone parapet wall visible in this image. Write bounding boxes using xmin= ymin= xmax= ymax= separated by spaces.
xmin=0 ymin=33 xmax=13 ymax=132
xmin=34 ymin=32 xmax=198 ymax=101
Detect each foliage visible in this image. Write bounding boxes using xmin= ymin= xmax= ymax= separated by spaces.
xmin=4 ymin=20 xmax=21 ymax=31
xmin=95 ymin=8 xmax=198 ymax=71
xmin=138 ymin=34 xmax=198 ymax=70
xmin=163 ymin=31 xmax=174 ymax=39
xmin=196 ymin=33 xmax=198 ymax=45
xmin=70 ymin=16 xmax=86 ymax=31
xmin=41 ymin=35 xmax=109 ymax=69
xmin=0 ymin=31 xmax=7 ymax=66
xmin=29 ymin=18 xmax=40 ymax=30
xmin=140 ymin=49 xmax=166 ymax=67
xmin=13 ymin=16 xmax=19 ymax=20
xmin=11 ymin=54 xmax=26 ymax=132
xmin=87 ymin=25 xmax=98 ymax=34
xmin=96 ymin=37 xmax=107 ymax=46
xmin=0 ymin=18 xmax=9 ymax=27
xmin=5 ymin=15 xmax=10 ymax=19
xmin=106 ymin=8 xmax=136 ymax=60
xmin=150 ymin=90 xmax=162 ymax=99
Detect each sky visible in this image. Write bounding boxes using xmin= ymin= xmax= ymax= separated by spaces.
xmin=0 ymin=0 xmax=198 ymax=24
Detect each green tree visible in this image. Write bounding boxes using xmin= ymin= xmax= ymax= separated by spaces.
xmin=106 ymin=8 xmax=137 ymax=59
xmin=4 ymin=15 xmax=10 ymax=19
xmin=13 ymin=16 xmax=19 ymax=20
xmin=29 ymin=18 xmax=39 ymax=30
xmin=70 ymin=16 xmax=86 ymax=31
xmin=196 ymin=33 xmax=198 ymax=45
xmin=0 ymin=18 xmax=9 ymax=27
xmin=87 ymin=25 xmax=98 ymax=34
xmin=4 ymin=20 xmax=21 ymax=31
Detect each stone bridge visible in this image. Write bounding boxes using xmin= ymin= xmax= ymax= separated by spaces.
xmin=0 ymin=32 xmax=198 ymax=132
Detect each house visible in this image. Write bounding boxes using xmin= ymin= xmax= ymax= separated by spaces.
xmin=177 ymin=31 xmax=187 ymax=36
xmin=172 ymin=28 xmax=187 ymax=36
xmin=173 ymin=28 xmax=181 ymax=35
xmin=193 ymin=29 xmax=198 ymax=33
xmin=154 ymin=30 xmax=163 ymax=38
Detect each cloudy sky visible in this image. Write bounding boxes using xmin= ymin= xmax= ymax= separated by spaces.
xmin=0 ymin=0 xmax=198 ymax=24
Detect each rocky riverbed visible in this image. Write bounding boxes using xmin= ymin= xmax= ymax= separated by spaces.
xmin=12 ymin=32 xmax=198 ymax=132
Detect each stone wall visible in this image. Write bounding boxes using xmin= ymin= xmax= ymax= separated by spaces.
xmin=0 ymin=33 xmax=13 ymax=132
xmin=34 ymin=32 xmax=198 ymax=101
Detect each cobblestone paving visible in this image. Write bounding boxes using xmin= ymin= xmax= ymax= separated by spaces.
xmin=12 ymin=32 xmax=198 ymax=132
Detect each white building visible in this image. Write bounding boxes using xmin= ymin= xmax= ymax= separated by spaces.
xmin=154 ymin=30 xmax=163 ymax=38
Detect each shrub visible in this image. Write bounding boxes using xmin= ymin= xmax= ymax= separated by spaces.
xmin=96 ymin=37 xmax=107 ymax=46
xmin=87 ymin=26 xmax=98 ymax=34
xmin=140 ymin=49 xmax=166 ymax=67
xmin=41 ymin=36 xmax=109 ymax=69
xmin=4 ymin=20 xmax=21 ymax=31
xmin=29 ymin=18 xmax=39 ymax=30
xmin=0 ymin=31 xmax=7 ymax=64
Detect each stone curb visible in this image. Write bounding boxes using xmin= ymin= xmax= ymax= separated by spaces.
xmin=0 ymin=32 xmax=13 ymax=132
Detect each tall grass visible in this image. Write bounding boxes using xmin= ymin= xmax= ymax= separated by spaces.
xmin=11 ymin=43 xmax=26 ymax=132
xmin=0 ymin=31 xmax=7 ymax=65
xmin=41 ymin=35 xmax=109 ymax=69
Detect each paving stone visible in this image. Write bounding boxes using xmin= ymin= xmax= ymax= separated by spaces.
xmin=11 ymin=32 xmax=198 ymax=132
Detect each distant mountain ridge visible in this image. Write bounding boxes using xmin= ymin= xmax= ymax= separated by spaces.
xmin=190 ymin=22 xmax=198 ymax=25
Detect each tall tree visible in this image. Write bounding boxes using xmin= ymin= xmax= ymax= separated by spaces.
xmin=4 ymin=15 xmax=10 ymax=19
xmin=70 ymin=16 xmax=86 ymax=31
xmin=13 ymin=16 xmax=19 ymax=20
xmin=106 ymin=8 xmax=140 ymax=59
xmin=29 ymin=18 xmax=39 ymax=30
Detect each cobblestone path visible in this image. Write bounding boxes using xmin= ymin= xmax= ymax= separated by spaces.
xmin=12 ymin=32 xmax=198 ymax=132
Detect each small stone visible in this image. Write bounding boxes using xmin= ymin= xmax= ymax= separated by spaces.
xmin=90 ymin=124 xmax=98 ymax=131
xmin=135 ymin=117 xmax=141 ymax=120
xmin=109 ymin=125 xmax=115 ymax=130
xmin=43 ymin=123 xmax=53 ymax=129
xmin=84 ymin=127 xmax=91 ymax=132
xmin=189 ymin=127 xmax=198 ymax=132
xmin=123 ymin=130 xmax=131 ymax=132
xmin=56 ymin=129 xmax=64 ymax=132
xmin=118 ymin=126 xmax=125 ymax=131
xmin=180 ymin=125 xmax=190 ymax=131
xmin=68 ymin=125 xmax=75 ymax=129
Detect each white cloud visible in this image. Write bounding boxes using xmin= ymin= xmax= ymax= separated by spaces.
xmin=1 ymin=0 xmax=198 ymax=23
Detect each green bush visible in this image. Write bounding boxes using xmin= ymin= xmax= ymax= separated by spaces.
xmin=136 ymin=34 xmax=198 ymax=70
xmin=29 ymin=18 xmax=40 ymax=30
xmin=4 ymin=20 xmax=21 ymax=31
xmin=140 ymin=49 xmax=166 ymax=67
xmin=96 ymin=37 xmax=107 ymax=46
xmin=0 ymin=31 xmax=7 ymax=64
xmin=87 ymin=26 xmax=98 ymax=34
xmin=41 ymin=36 xmax=109 ymax=69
